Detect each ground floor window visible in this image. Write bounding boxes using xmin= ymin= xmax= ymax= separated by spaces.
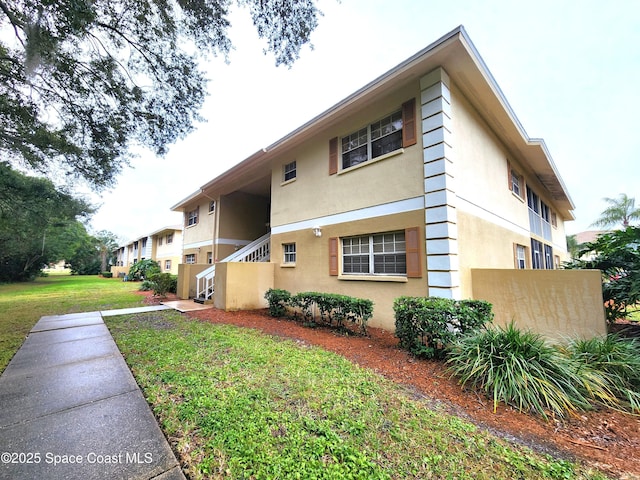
xmin=515 ymin=244 xmax=527 ymax=269
xmin=531 ymin=239 xmax=553 ymax=270
xmin=164 ymin=260 xmax=171 ymax=271
xmin=185 ymin=254 xmax=196 ymax=264
xmin=342 ymin=231 xmax=406 ymax=275
xmin=283 ymin=243 xmax=296 ymax=264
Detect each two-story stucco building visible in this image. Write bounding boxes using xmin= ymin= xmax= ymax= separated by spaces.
xmin=171 ymin=26 xmax=605 ymax=339
xmin=112 ymin=225 xmax=183 ymax=277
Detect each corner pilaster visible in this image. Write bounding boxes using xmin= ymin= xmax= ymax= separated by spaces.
xmin=420 ymin=68 xmax=460 ymax=299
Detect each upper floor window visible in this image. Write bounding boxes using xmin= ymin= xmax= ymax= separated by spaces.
xmin=527 ymin=187 xmax=551 ymax=241
xmin=186 ymin=208 xmax=198 ymax=227
xmin=158 ymin=236 xmax=163 ymax=246
xmin=209 ymin=201 xmax=216 ymax=213
xmin=329 ymin=98 xmax=416 ymax=175
xmin=166 ymin=233 xmax=173 ymax=244
xmin=342 ymin=110 xmax=403 ymax=169
xmin=283 ymin=161 xmax=297 ymax=182
xmin=142 ymin=238 xmax=147 ymax=248
xmin=185 ymin=253 xmax=196 ymax=264
xmin=510 ymin=168 xmax=523 ymax=198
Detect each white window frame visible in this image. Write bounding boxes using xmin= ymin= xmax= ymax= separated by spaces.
xmin=164 ymin=260 xmax=171 ymax=271
xmin=515 ymin=244 xmax=527 ymax=269
xmin=527 ymin=186 xmax=552 ymax=241
xmin=185 ymin=254 xmax=196 ymax=264
xmin=167 ymin=233 xmax=173 ymax=244
xmin=283 ymin=161 xmax=297 ymax=182
xmin=209 ymin=201 xmax=216 ymax=214
xmin=283 ymin=243 xmax=296 ymax=264
xmin=342 ymin=231 xmax=406 ymax=276
xmin=511 ymin=169 xmax=522 ymax=198
xmin=187 ymin=208 xmax=198 ymax=227
xmin=341 ymin=110 xmax=403 ymax=170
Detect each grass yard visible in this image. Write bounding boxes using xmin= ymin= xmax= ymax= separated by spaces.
xmin=106 ymin=310 xmax=608 ymax=480
xmin=0 ymin=274 xmax=145 ymax=372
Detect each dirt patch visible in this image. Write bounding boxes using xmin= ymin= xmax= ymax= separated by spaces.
xmin=138 ymin=293 xmax=639 ymax=479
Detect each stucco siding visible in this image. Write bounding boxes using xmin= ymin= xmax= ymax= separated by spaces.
xmin=272 ymin=209 xmax=427 ymax=331
xmin=270 ymin=84 xmax=424 ymax=229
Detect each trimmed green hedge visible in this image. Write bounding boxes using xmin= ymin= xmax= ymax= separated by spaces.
xmin=264 ymin=289 xmax=373 ymax=334
xmin=394 ymin=296 xmax=493 ymax=358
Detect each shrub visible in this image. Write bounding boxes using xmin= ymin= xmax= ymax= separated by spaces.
xmin=292 ymin=292 xmax=373 ymax=333
xmin=128 ymin=259 xmax=161 ymax=281
xmin=394 ymin=297 xmax=493 ymax=358
xmin=564 ymin=334 xmax=640 ymax=413
xmin=148 ymin=273 xmax=178 ymax=297
xmin=447 ymin=322 xmax=592 ymax=419
xmin=102 ymin=271 xmax=113 ymax=278
xmin=264 ymin=288 xmax=292 ymax=317
xmin=264 ymin=289 xmax=373 ymax=334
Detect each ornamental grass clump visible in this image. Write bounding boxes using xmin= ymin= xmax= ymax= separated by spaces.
xmin=447 ymin=322 xmax=592 ymax=419
xmin=564 ymin=334 xmax=640 ymax=413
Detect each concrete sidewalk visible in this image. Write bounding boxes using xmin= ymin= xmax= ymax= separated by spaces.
xmin=0 ymin=307 xmax=185 ymax=480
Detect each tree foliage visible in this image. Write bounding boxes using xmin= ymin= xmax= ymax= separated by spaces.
xmin=591 ymin=193 xmax=640 ymax=229
xmin=564 ymin=227 xmax=640 ymax=322
xmin=128 ymin=258 xmax=161 ymax=281
xmin=0 ymin=162 xmax=94 ymax=281
xmin=0 ymin=0 xmax=322 ymax=189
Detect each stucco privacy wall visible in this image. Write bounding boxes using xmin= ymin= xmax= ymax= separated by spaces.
xmin=213 ymin=262 xmax=274 ymax=311
xmin=177 ymin=263 xmax=211 ymax=299
xmin=471 ymin=269 xmax=606 ymax=341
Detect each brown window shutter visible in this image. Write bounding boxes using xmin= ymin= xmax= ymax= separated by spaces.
xmin=329 ymin=137 xmax=338 ymax=175
xmin=405 ymin=226 xmax=421 ymax=278
xmin=402 ymin=98 xmax=417 ymax=148
xmin=507 ymin=160 xmax=513 ymax=191
xmin=329 ymin=237 xmax=339 ymax=275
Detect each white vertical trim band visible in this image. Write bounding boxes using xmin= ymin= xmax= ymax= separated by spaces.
xmin=421 ymin=68 xmax=460 ymax=299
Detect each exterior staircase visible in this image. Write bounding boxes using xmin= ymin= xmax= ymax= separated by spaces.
xmin=194 ymin=232 xmax=270 ymax=303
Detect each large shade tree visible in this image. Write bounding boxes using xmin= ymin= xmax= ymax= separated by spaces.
xmin=0 ymin=162 xmax=94 ymax=280
xmin=0 ymin=0 xmax=322 ymax=189
xmin=591 ymin=194 xmax=640 ymax=229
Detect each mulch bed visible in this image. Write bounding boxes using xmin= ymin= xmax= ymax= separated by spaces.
xmin=141 ymin=292 xmax=640 ymax=479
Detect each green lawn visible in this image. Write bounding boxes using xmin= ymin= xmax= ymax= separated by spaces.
xmin=106 ymin=310 xmax=608 ymax=480
xmin=0 ymin=276 xmax=610 ymax=479
xmin=0 ymin=274 xmax=145 ymax=371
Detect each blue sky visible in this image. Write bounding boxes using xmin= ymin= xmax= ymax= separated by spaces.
xmin=86 ymin=0 xmax=640 ymax=241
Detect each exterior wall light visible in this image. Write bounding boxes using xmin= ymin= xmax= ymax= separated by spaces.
xmin=312 ymin=225 xmax=322 ymax=237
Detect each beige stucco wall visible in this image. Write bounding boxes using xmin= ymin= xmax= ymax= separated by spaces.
xmin=217 ymin=192 xmax=270 ymax=261
xmin=272 ymin=210 xmax=428 ymax=331
xmin=180 ymin=200 xmax=215 ymax=264
xmin=109 ymin=266 xmax=129 ymax=278
xmin=176 ymin=263 xmax=211 ymax=299
xmin=270 ymin=84 xmax=423 ymax=229
xmin=450 ymin=84 xmax=569 ymax=252
xmin=213 ymin=262 xmax=274 ymax=311
xmin=471 ymin=269 xmax=606 ymax=341
xmin=456 ymin=210 xmax=531 ymax=298
xmin=154 ymin=230 xmax=183 ymax=275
